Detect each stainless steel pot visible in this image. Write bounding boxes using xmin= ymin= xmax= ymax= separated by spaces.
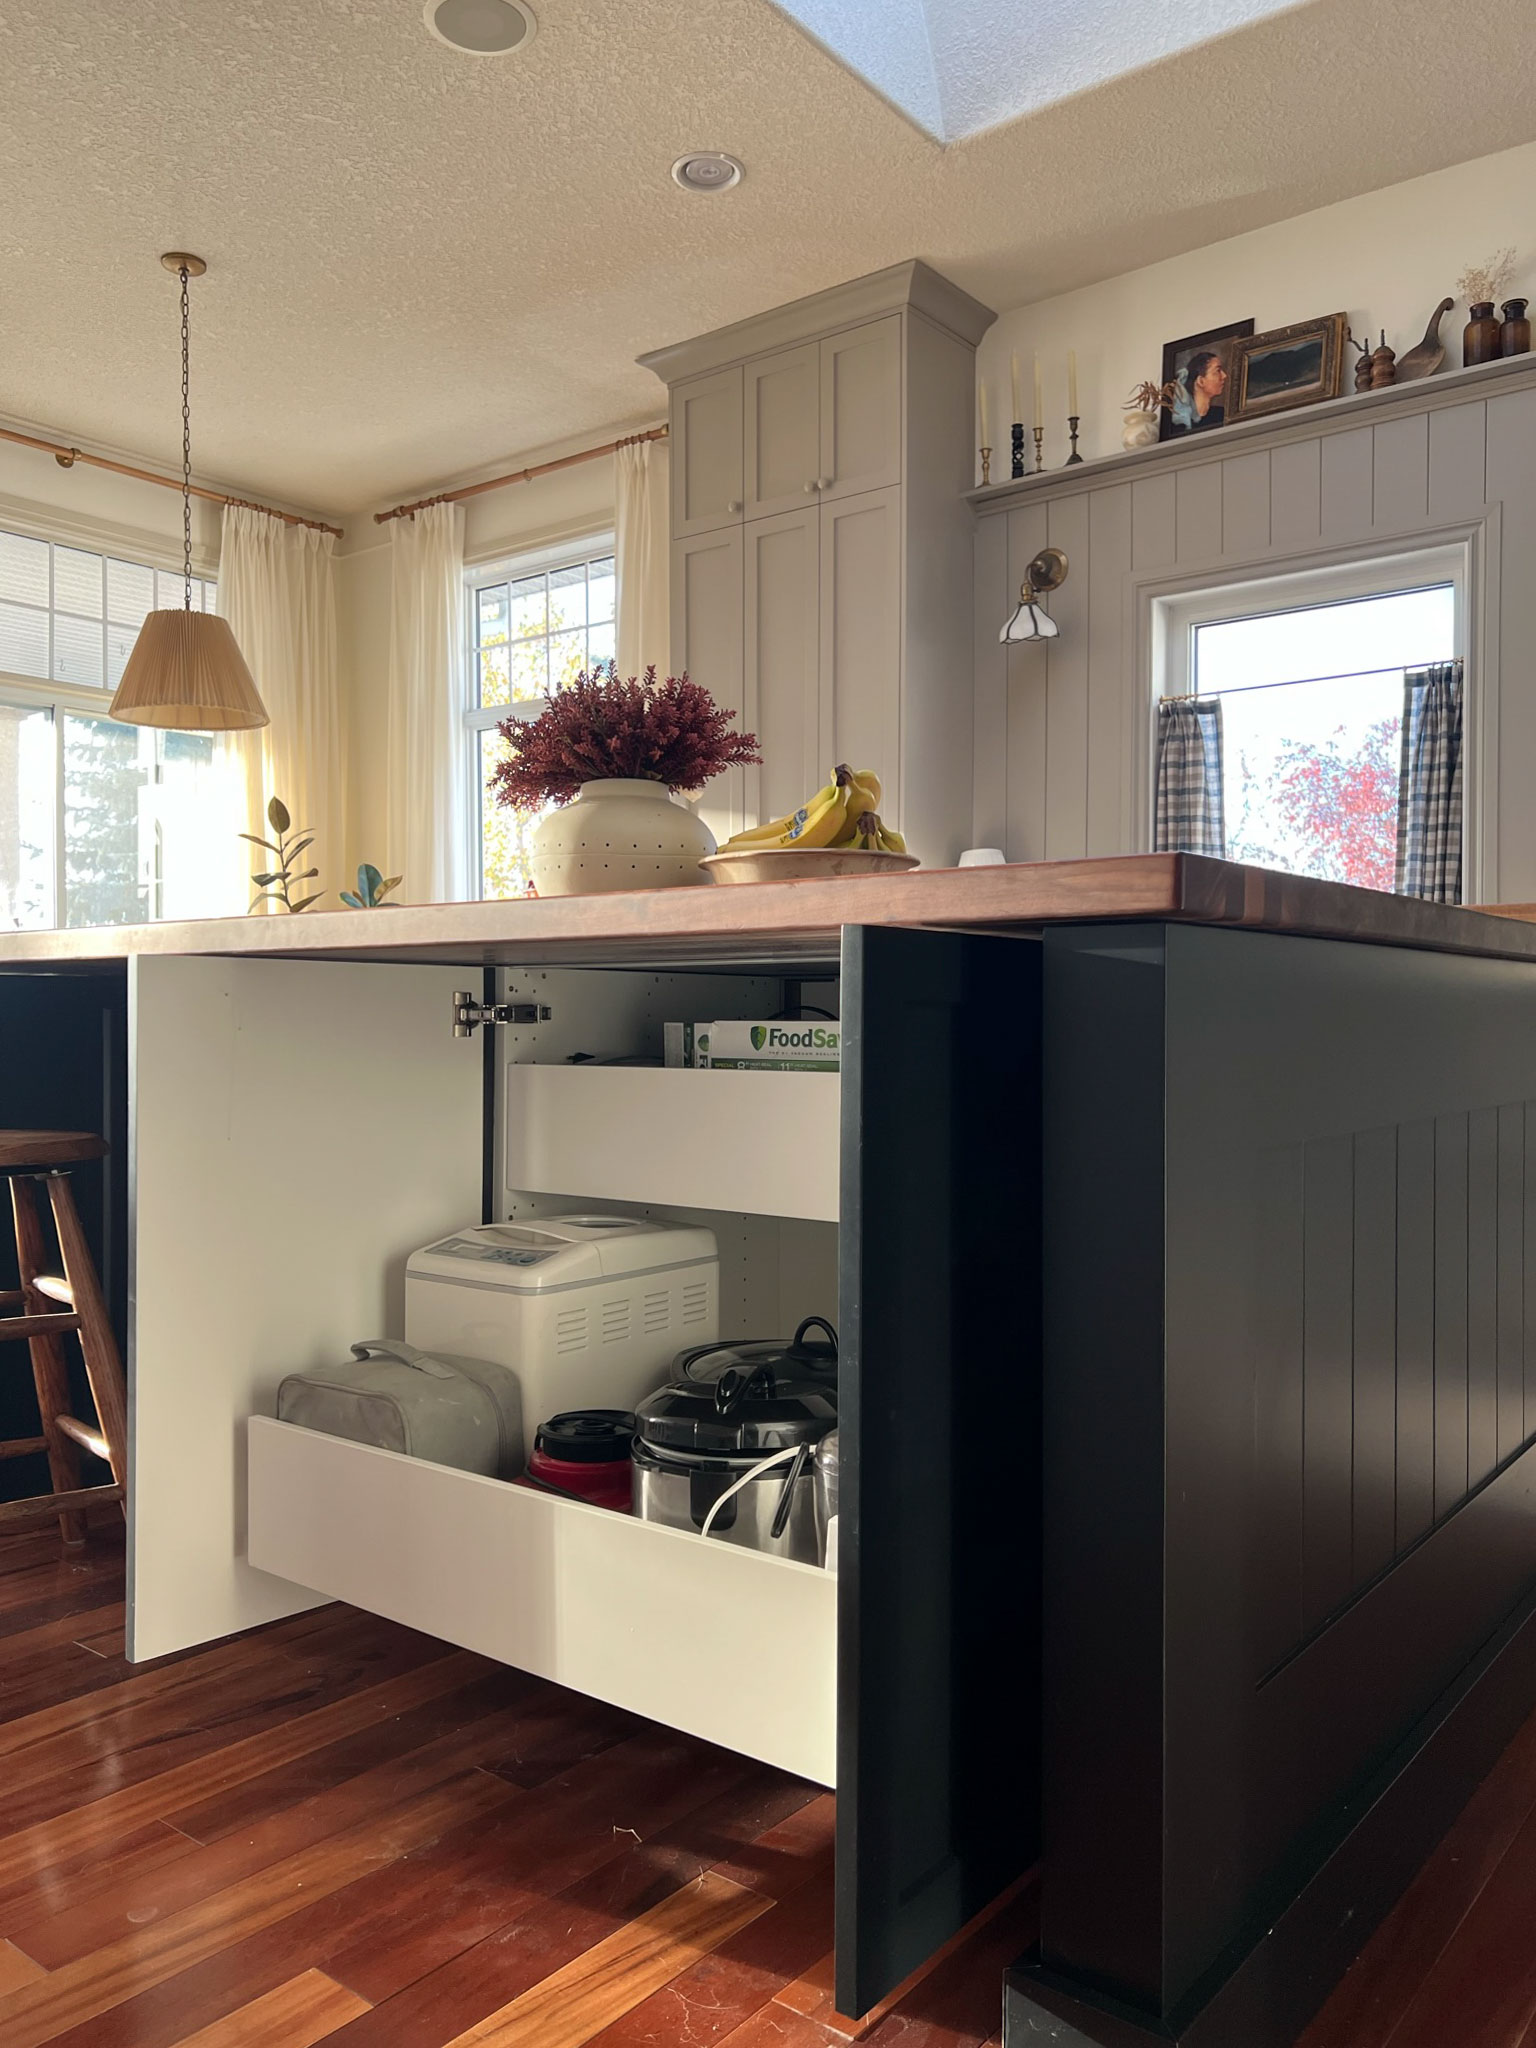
xmin=630 ymin=1438 xmax=822 ymax=1563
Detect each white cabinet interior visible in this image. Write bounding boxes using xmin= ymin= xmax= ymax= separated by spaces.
xmin=645 ymin=262 xmax=993 ymax=869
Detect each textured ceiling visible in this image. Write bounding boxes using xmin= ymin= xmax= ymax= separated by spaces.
xmin=1 ymin=0 xmax=1531 ymax=516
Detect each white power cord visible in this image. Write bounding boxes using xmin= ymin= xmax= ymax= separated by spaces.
xmin=698 ymin=1444 xmax=801 ymax=1541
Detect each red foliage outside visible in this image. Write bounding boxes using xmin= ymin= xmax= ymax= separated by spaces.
xmin=1265 ymin=716 xmax=1400 ymax=889
xmin=489 ymin=663 xmax=762 ymax=814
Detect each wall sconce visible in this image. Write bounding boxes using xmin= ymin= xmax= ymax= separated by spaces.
xmin=1000 ymin=546 xmax=1068 ymax=643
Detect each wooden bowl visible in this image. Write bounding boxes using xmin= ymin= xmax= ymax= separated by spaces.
xmin=700 ymin=847 xmax=921 ymax=884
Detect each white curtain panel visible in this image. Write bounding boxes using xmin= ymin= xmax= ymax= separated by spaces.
xmin=386 ymin=502 xmax=468 ymax=904
xmin=615 ymin=437 xmax=671 ymax=679
xmin=220 ymin=505 xmax=345 ymax=909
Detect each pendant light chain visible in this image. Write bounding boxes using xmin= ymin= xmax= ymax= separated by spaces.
xmin=179 ymin=262 xmax=193 ymax=612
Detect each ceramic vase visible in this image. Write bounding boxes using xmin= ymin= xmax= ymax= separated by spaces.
xmin=528 ymin=779 xmax=716 ymax=895
xmin=1463 ymin=302 xmax=1502 ymax=367
xmin=1501 ymin=299 xmax=1531 ymax=359
xmin=1122 ymin=410 xmax=1159 ymax=451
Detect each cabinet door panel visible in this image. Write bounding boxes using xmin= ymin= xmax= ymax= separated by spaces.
xmin=836 ymin=925 xmax=1042 ymax=2016
xmin=745 ymin=508 xmax=821 ymax=829
xmin=745 ymin=343 xmax=822 ymax=520
xmin=820 ymin=485 xmax=901 ymax=810
xmin=821 ymin=317 xmax=902 ymax=503
xmin=672 ymin=367 xmax=743 ymax=537
xmin=672 ymin=527 xmax=746 ymax=840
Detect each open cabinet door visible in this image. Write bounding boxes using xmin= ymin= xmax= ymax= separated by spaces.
xmin=836 ymin=925 xmax=1042 ymax=2016
xmin=129 ymin=956 xmax=484 ymax=1662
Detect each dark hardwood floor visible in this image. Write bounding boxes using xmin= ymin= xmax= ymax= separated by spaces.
xmin=0 ymin=1516 xmax=1032 ymax=2048
xmin=4 ymin=1515 xmax=1534 ymax=2047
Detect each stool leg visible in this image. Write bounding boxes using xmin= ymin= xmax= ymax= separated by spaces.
xmin=12 ymin=1177 xmax=86 ymax=1546
xmin=46 ymin=1173 xmax=128 ymax=1518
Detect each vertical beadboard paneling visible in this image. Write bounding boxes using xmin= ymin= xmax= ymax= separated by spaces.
xmin=1269 ymin=440 xmax=1322 ymax=552
xmin=1302 ymin=1134 xmax=1354 ymax=1632
xmin=1395 ymin=1118 xmax=1435 ymax=1553
xmin=1371 ymin=414 xmax=1430 ymax=533
xmin=1132 ymin=474 xmax=1177 ymax=570
xmin=1320 ymin=427 xmax=1374 ymax=540
xmin=1351 ymin=1125 xmax=1398 ymax=1590
xmin=1004 ymin=502 xmax=1050 ymax=860
xmin=1044 ymin=493 xmax=1091 ymax=858
xmin=1221 ymin=451 xmax=1271 ymax=559
xmin=1433 ymin=1113 xmax=1470 ymax=1520
xmin=1174 ymin=464 xmax=1222 ymax=565
xmin=1497 ymin=1103 xmax=1525 ymax=1467
xmin=1428 ymin=403 xmax=1487 ymax=520
xmin=1466 ymin=1105 xmax=1499 ymax=1491
xmin=1086 ymin=484 xmax=1133 ymax=855
xmin=972 ymin=514 xmax=1008 ymax=849
xmin=1488 ymin=389 xmax=1536 ymax=897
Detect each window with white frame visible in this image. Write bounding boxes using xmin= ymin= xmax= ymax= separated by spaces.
xmin=463 ymin=538 xmax=616 ymax=898
xmin=0 ymin=526 xmax=234 ymax=931
xmin=1156 ymin=552 xmax=1464 ymax=891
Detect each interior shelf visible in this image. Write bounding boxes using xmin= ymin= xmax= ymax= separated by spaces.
xmin=503 ymin=1064 xmax=840 ymax=1220
xmin=247 ymin=1416 xmax=837 ymax=1785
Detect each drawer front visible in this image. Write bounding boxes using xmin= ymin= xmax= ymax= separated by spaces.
xmin=248 ymin=1416 xmax=836 ymax=1786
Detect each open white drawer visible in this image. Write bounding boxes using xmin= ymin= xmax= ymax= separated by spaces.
xmin=247 ymin=1417 xmax=837 ymax=1786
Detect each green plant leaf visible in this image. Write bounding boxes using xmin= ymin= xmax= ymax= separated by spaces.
xmin=238 ymin=834 xmax=281 ymax=853
xmin=250 ymin=871 xmax=278 ymax=886
xmin=291 ymin=866 xmax=319 ymax=882
xmin=289 ymin=891 xmax=325 ymax=912
xmin=339 ymin=891 xmax=362 ymax=909
xmin=283 ymin=836 xmax=315 ymax=864
xmin=381 ymin=876 xmax=403 ymax=894
xmin=357 ymin=862 xmax=383 ymax=896
xmin=267 ymin=796 xmax=291 ymax=834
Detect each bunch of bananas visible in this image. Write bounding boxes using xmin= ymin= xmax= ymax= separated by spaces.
xmin=721 ymin=765 xmax=907 ymax=854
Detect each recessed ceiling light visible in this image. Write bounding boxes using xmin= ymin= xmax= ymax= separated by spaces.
xmin=424 ymin=0 xmax=536 ymax=55
xmin=671 ymin=152 xmax=744 ymax=194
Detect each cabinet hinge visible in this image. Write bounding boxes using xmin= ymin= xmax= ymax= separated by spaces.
xmin=453 ymin=991 xmax=551 ymax=1038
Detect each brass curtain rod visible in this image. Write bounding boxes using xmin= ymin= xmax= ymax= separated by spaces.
xmin=375 ymin=425 xmax=669 ymax=525
xmin=0 ymin=423 xmax=344 ymax=538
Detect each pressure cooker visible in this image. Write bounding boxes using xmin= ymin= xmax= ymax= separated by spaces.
xmin=631 ymin=1317 xmax=837 ymax=1563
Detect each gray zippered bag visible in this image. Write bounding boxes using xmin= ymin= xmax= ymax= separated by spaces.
xmin=276 ymin=1338 xmax=524 ymax=1477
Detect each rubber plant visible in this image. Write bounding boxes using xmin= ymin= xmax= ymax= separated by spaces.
xmin=340 ymin=863 xmax=402 ymax=910
xmin=244 ymin=797 xmax=324 ymax=913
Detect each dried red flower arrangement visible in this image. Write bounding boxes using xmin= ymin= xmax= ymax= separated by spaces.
xmin=489 ymin=663 xmax=762 ymax=814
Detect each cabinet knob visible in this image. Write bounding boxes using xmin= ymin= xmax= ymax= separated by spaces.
xmin=804 ymin=481 xmax=819 ymax=494
xmin=727 ymin=499 xmax=742 ymax=513
xmin=817 ymin=477 xmax=832 ymax=491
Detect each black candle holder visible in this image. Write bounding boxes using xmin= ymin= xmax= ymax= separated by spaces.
xmin=1065 ymin=415 xmax=1083 ymax=465
xmin=1032 ymin=426 xmax=1044 ymax=473
xmin=1011 ymin=422 xmax=1025 ymax=479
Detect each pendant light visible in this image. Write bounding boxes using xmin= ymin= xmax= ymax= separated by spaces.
xmin=1000 ymin=545 xmax=1069 ymax=645
xmin=109 ymin=254 xmax=268 ymax=732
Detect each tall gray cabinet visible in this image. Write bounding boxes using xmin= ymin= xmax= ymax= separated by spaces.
xmin=639 ymin=261 xmax=994 ymax=867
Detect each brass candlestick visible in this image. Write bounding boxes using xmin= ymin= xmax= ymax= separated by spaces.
xmin=1032 ymin=426 xmax=1044 ymax=473
xmin=1065 ymin=415 xmax=1083 ymax=465
xmin=1011 ymin=422 xmax=1025 ymax=479
xmin=980 ymin=445 xmax=992 ymax=486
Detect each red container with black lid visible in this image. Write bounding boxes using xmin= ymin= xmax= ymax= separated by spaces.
xmin=527 ymin=1409 xmax=635 ymax=1512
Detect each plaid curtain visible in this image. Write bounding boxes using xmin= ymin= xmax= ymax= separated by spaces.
xmin=1154 ymin=697 xmax=1226 ymax=856
xmin=1394 ymin=660 xmax=1463 ymax=903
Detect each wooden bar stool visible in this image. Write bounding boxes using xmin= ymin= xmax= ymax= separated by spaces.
xmin=0 ymin=1131 xmax=126 ymax=1546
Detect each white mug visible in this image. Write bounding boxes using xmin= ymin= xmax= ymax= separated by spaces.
xmin=958 ymin=847 xmax=1006 ymax=867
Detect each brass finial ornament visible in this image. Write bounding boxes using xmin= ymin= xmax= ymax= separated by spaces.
xmin=109 ymin=254 xmax=268 ymax=732
xmin=1000 ymin=546 xmax=1068 ymax=643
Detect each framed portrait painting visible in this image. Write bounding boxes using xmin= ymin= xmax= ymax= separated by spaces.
xmin=1227 ymin=313 xmax=1349 ymax=422
xmin=1158 ymin=320 xmax=1254 ymax=442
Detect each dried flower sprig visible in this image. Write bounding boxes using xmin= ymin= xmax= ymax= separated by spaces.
xmin=490 ymin=664 xmax=762 ymax=815
xmin=1127 ymin=379 xmax=1180 ymax=413
xmin=1456 ymin=249 xmax=1518 ymax=306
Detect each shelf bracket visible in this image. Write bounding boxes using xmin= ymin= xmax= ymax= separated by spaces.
xmin=452 ymin=991 xmax=551 ymax=1038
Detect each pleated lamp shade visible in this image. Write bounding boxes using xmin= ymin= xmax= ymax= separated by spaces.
xmin=109 ymin=608 xmax=269 ymax=731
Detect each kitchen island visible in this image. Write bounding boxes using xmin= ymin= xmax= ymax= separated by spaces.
xmin=4 ymin=853 xmax=1536 ymax=2046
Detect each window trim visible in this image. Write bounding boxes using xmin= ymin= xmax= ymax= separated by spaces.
xmin=1141 ymin=532 xmax=1487 ymax=898
xmin=462 ymin=529 xmax=616 ymax=898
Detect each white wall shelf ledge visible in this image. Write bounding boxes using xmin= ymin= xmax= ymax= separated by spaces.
xmin=966 ymin=351 xmax=1536 ymax=512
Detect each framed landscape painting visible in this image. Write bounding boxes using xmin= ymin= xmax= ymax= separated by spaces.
xmin=1228 ymin=313 xmax=1349 ymax=422
xmin=1158 ymin=319 xmax=1254 ymax=441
